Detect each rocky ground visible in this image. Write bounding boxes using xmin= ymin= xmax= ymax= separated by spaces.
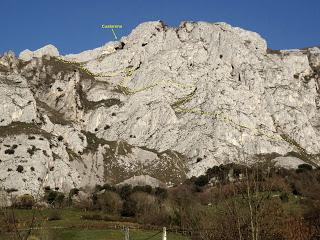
xmin=0 ymin=21 xmax=319 ymax=196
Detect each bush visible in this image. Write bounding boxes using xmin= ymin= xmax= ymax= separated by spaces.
xmin=97 ymin=191 xmax=122 ymax=214
xmin=155 ymin=187 xmax=168 ymax=199
xmin=81 ymin=214 xmax=102 ymax=221
xmin=102 ymin=215 xmax=120 ymax=221
xmin=119 ymin=185 xmax=132 ymax=199
xmin=2 ymin=211 xmax=18 ymax=232
xmin=45 ymin=190 xmax=65 ymax=207
xmin=169 ymin=184 xmax=194 ymax=205
xmin=121 ymin=198 xmax=137 ymax=217
xmin=296 ymin=164 xmax=313 ymax=173
xmin=67 ymin=188 xmax=79 ymax=205
xmin=55 ymin=192 xmax=65 ymax=206
xmin=74 ymin=196 xmax=94 ymax=210
xmin=143 ymin=185 xmax=153 ymax=194
xmin=47 ymin=210 xmax=62 ymax=221
xmin=69 ymin=188 xmax=79 ymax=197
xmin=206 ymin=165 xmax=227 ymax=181
xmin=264 ymin=175 xmax=291 ymax=193
xmin=80 ymin=214 xmax=120 ymax=222
xmin=46 ymin=191 xmax=56 ymax=204
xmin=95 ymin=184 xmax=103 ymax=192
xmin=281 ymin=216 xmax=313 ymax=240
xmin=132 ymin=185 xmax=153 ymax=194
xmin=102 ymin=183 xmax=116 ymax=192
xmin=95 ymin=184 xmax=116 ymax=192
xmin=130 ymin=192 xmax=157 ymax=221
xmin=194 ymin=175 xmax=209 ymax=187
xmin=4 ymin=149 xmax=15 ymax=155
xmin=132 ymin=185 xmax=144 ymax=193
xmin=304 ymin=207 xmax=320 ymax=236
xmin=14 ymin=194 xmax=34 ymax=209
xmin=5 ymin=188 xmax=18 ymax=193
xmin=16 ymin=165 xmax=24 ymax=173
xmin=27 ymin=146 xmax=37 ymax=156
xmin=137 ymin=193 xmax=170 ymax=225
xmin=0 ymin=214 xmax=7 ymax=233
xmin=279 ymin=192 xmax=289 ymax=203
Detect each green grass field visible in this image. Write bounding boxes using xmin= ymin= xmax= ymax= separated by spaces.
xmin=0 ymin=229 xmax=187 ymax=240
xmin=0 ymin=208 xmax=189 ymax=240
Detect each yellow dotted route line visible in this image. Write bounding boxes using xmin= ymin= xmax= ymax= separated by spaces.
xmin=175 ymin=101 xmax=317 ymax=164
xmin=176 ymin=104 xmax=317 ymax=165
xmin=54 ymin=57 xmax=194 ymax=94
xmin=53 ymin=56 xmax=129 ymax=78
xmin=53 ymin=56 xmax=317 ymax=164
xmin=175 ymin=106 xmax=282 ymax=141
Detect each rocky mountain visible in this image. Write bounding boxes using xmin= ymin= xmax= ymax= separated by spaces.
xmin=0 ymin=21 xmax=319 ymax=196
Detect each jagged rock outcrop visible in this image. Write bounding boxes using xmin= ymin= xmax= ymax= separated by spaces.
xmin=64 ymin=41 xmax=123 ymax=62
xmin=0 ymin=21 xmax=319 ymax=196
xmin=19 ymin=44 xmax=59 ymax=61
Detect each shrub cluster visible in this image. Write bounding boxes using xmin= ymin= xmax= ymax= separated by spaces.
xmin=75 ymin=184 xmax=169 ymax=223
xmin=44 ymin=189 xmax=65 ymax=207
xmin=6 ymin=162 xmax=320 ymax=239
xmin=13 ymin=194 xmax=34 ymax=209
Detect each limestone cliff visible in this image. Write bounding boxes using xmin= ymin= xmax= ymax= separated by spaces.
xmin=0 ymin=21 xmax=319 ymax=196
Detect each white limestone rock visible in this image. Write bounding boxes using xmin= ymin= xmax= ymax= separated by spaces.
xmin=273 ymin=156 xmax=307 ymax=169
xmin=41 ymin=115 xmax=87 ymax=154
xmin=19 ymin=49 xmax=33 ymax=61
xmin=64 ymin=41 xmax=123 ymax=63
xmin=117 ymin=175 xmax=166 ymax=188
xmin=0 ymin=74 xmax=37 ymax=126
xmin=0 ymin=133 xmax=104 ymax=196
xmin=19 ymin=44 xmax=59 ymax=61
xmin=1 ymin=21 xmax=320 ymax=196
xmin=80 ymin=21 xmax=320 ymax=176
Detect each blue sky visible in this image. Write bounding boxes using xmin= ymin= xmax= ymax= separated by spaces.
xmin=1 ymin=0 xmax=319 ymax=55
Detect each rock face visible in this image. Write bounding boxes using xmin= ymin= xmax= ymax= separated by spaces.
xmin=0 ymin=73 xmax=37 ymax=126
xmin=273 ymin=156 xmax=306 ymax=169
xmin=19 ymin=44 xmax=59 ymax=61
xmin=117 ymin=175 xmax=166 ymax=188
xmin=0 ymin=21 xmax=320 ymax=196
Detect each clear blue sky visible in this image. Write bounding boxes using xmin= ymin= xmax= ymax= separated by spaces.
xmin=1 ymin=0 xmax=319 ymax=55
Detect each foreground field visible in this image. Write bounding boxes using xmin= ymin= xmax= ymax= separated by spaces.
xmin=1 ymin=164 xmax=319 ymax=239
xmin=52 ymin=229 xmax=186 ymax=240
xmin=0 ymin=208 xmax=189 ymax=240
xmin=1 ymin=229 xmax=187 ymax=240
